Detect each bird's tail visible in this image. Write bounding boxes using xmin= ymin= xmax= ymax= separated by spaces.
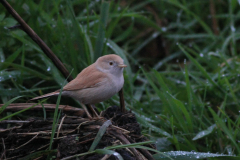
xmin=29 ymin=91 xmax=60 ymax=101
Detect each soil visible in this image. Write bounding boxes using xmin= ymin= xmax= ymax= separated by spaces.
xmin=0 ymin=105 xmax=155 ymax=160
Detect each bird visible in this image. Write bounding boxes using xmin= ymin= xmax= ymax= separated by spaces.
xmin=30 ymin=54 xmax=127 ymax=118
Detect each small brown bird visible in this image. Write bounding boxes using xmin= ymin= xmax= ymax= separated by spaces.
xmin=30 ymin=54 xmax=127 ymax=118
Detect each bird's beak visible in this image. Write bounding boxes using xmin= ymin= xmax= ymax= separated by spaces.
xmin=118 ymin=64 xmax=127 ymax=68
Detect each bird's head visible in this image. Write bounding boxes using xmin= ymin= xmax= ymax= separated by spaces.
xmin=96 ymin=54 xmax=127 ymax=76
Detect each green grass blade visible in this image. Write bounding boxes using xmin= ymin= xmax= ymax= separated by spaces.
xmin=165 ymin=0 xmax=214 ymax=39
xmin=224 ymin=77 xmax=239 ymax=107
xmin=113 ymin=21 xmax=134 ymax=43
xmin=61 ymin=151 xmax=95 ymax=160
xmin=94 ymin=1 xmax=109 ymax=60
xmin=153 ymin=70 xmax=191 ymax=133
xmin=1 ymin=62 xmax=52 ymax=80
xmin=0 ymin=99 xmax=47 ymax=121
xmin=49 ymin=69 xmax=73 ymax=150
xmin=208 ymin=107 xmax=240 ymax=153
xmin=95 ymin=149 xmax=123 ymax=160
xmin=134 ymin=146 xmax=173 ymax=160
xmin=19 ymin=150 xmax=57 ymax=160
xmin=171 ymin=97 xmax=193 ymax=133
xmin=0 ymin=46 xmax=22 ymax=70
xmin=41 ymin=103 xmax=47 ymax=121
xmin=136 ymin=114 xmax=172 ymax=137
xmin=0 ymin=96 xmax=22 ymax=114
xmin=192 ymin=124 xmax=216 ymax=141
xmin=178 ymin=44 xmax=219 ymax=88
xmin=89 ymin=120 xmax=112 ymax=151
xmin=153 ymin=151 xmax=238 ymax=160
xmin=48 ymin=87 xmax=63 ymax=150
xmin=184 ymin=65 xmax=192 ymax=112
xmin=132 ymin=32 xmax=160 ymax=56
xmin=106 ymin=141 xmax=154 ymax=150
xmin=106 ymin=7 xmax=128 ymax=39
xmin=11 ymin=32 xmax=42 ymax=53
xmin=106 ymin=142 xmax=173 ymax=160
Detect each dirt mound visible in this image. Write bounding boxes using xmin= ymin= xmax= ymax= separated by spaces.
xmin=0 ymin=105 xmax=155 ymax=160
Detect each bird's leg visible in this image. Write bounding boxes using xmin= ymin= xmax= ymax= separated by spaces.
xmin=91 ymin=104 xmax=100 ymax=114
xmin=81 ymin=103 xmax=92 ymax=119
xmin=86 ymin=104 xmax=99 ymax=117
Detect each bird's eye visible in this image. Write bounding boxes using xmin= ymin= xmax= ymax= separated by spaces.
xmin=109 ymin=62 xmax=113 ymax=65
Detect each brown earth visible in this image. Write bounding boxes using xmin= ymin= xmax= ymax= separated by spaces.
xmin=0 ymin=105 xmax=155 ymax=160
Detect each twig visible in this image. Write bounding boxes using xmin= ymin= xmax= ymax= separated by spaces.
xmin=101 ymin=154 xmax=111 ymax=160
xmin=0 ymin=120 xmax=30 ymax=124
xmin=17 ymin=131 xmax=52 ymax=135
xmin=7 ymin=24 xmax=22 ymax=30
xmin=8 ymin=134 xmax=39 ymax=151
xmin=78 ymin=133 xmax=94 ymax=140
xmin=39 ymin=134 xmax=80 ymax=140
xmin=66 ymin=115 xmax=84 ymax=119
xmin=126 ymin=136 xmax=155 ymax=160
xmin=16 ymin=127 xmax=93 ymax=136
xmin=0 ymin=103 xmax=85 ymax=116
xmin=32 ymin=157 xmax=43 ymax=160
xmin=31 ymin=143 xmax=49 ymax=152
xmin=0 ymin=126 xmax=21 ymax=132
xmin=57 ymin=115 xmax=66 ymax=138
xmin=111 ymin=125 xmax=130 ymax=134
xmin=77 ymin=138 xmax=95 ymax=145
xmin=1 ymin=138 xmax=6 ymax=160
xmin=63 ymin=118 xmax=92 ymax=124
xmin=5 ymin=154 xmax=22 ymax=160
xmin=83 ymin=125 xmax=100 ymax=131
xmin=119 ymin=141 xmax=134 ymax=156
xmin=109 ymin=129 xmax=145 ymax=160
xmin=0 ymin=0 xmax=73 ymax=82
xmin=77 ymin=121 xmax=91 ymax=133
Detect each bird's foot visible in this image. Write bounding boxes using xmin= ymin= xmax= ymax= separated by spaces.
xmin=82 ymin=104 xmax=103 ymax=119
xmin=81 ymin=104 xmax=93 ymax=119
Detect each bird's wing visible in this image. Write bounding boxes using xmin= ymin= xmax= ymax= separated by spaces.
xmin=29 ymin=64 xmax=107 ymax=101
xmin=63 ymin=64 xmax=108 ymax=91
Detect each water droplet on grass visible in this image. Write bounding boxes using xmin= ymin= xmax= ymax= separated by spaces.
xmin=231 ymin=25 xmax=236 ymax=32
xmin=161 ymin=27 xmax=167 ymax=32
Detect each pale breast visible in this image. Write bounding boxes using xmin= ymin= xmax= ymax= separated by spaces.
xmin=62 ymin=75 xmax=124 ymax=104
xmin=112 ymin=74 xmax=124 ymax=93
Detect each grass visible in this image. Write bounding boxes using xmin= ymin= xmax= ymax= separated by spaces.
xmin=0 ymin=0 xmax=240 ymax=159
